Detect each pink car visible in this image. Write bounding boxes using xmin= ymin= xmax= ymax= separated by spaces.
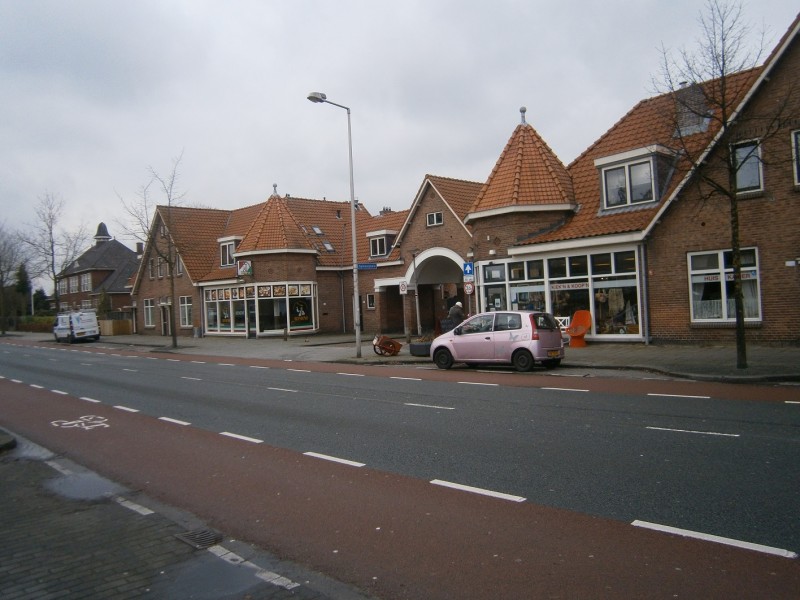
xmin=430 ymin=311 xmax=565 ymax=371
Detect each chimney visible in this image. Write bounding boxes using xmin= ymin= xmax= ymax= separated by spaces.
xmin=136 ymin=242 xmax=144 ymax=257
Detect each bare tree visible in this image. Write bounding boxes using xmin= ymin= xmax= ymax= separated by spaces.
xmin=118 ymin=153 xmax=185 ymax=349
xmin=653 ymin=0 xmax=793 ymax=369
xmin=0 ymin=223 xmax=25 ymax=333
xmin=23 ymin=192 xmax=89 ymax=313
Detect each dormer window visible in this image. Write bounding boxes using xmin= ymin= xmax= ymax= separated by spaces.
xmin=603 ymin=160 xmax=653 ymax=208
xmin=595 ymin=145 xmax=674 ymax=210
xmin=220 ymin=241 xmax=236 ymax=266
xmin=366 ymin=228 xmax=396 ymax=257
xmin=370 ymin=237 xmax=386 ymax=257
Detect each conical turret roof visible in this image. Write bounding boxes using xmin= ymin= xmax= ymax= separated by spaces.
xmin=469 ymin=109 xmax=574 ymax=218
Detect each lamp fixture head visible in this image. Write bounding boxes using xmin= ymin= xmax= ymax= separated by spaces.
xmin=307 ymin=91 xmax=327 ymax=103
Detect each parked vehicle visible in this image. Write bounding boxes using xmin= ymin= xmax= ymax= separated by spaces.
xmin=430 ymin=310 xmax=564 ymax=371
xmin=53 ymin=311 xmax=100 ymax=343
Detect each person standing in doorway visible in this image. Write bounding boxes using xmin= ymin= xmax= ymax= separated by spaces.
xmin=448 ymin=301 xmax=465 ymax=323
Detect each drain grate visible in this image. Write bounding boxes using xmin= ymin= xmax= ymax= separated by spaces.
xmin=174 ymin=528 xmax=223 ymax=550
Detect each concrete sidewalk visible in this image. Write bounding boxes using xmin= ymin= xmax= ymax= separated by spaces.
xmin=8 ymin=331 xmax=800 ymax=384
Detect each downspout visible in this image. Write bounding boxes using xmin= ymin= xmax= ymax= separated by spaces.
xmin=638 ymin=242 xmax=651 ymax=345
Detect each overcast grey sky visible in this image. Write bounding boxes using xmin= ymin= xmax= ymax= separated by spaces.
xmin=1 ymin=0 xmax=797 ymax=244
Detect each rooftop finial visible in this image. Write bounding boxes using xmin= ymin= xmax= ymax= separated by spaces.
xmin=520 ymin=106 xmax=527 ymax=125
xmin=272 ymin=183 xmax=277 ymax=195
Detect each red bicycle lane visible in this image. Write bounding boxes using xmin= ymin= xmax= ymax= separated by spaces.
xmin=2 ymin=379 xmax=798 ymax=599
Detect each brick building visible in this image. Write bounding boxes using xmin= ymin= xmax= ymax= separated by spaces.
xmin=131 ymin=12 xmax=799 ymax=344
xmin=57 ymin=223 xmax=139 ymax=314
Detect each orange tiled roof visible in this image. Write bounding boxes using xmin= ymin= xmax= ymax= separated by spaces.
xmin=469 ymin=121 xmax=574 ymax=216
xmin=426 ymin=175 xmax=484 ymax=220
xmin=509 ymin=67 xmax=762 ymax=247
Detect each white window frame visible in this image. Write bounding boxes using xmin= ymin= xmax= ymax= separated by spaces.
xmin=57 ymin=279 xmax=67 ymax=295
xmin=69 ymin=276 xmax=78 ymax=293
xmin=144 ymin=298 xmax=155 ymax=327
xmin=687 ymin=247 xmax=761 ymax=322
xmin=80 ymin=273 xmax=91 ymax=292
xmin=176 ymin=255 xmax=184 ymax=276
xmin=792 ymin=130 xmax=800 ymax=186
xmin=366 ymin=293 xmax=376 ymax=310
xmin=732 ymin=139 xmax=762 ymax=194
xmin=426 ymin=211 xmax=443 ymax=226
xmin=602 ymin=159 xmax=655 ymax=209
xmin=179 ymin=296 xmax=192 ymax=328
xmin=370 ymin=237 xmax=386 ymax=257
xmin=157 ymin=257 xmax=164 ymax=278
xmin=81 ymin=299 xmax=92 ymax=310
xmin=221 ymin=241 xmax=236 ymax=266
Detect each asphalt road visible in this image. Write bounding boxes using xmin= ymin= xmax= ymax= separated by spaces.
xmin=2 ymin=339 xmax=799 ymax=598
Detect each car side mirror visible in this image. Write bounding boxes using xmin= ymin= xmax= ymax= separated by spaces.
xmin=454 ymin=326 xmax=462 ymax=335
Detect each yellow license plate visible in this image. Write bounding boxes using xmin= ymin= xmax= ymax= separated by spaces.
xmin=547 ymin=350 xmax=560 ymax=358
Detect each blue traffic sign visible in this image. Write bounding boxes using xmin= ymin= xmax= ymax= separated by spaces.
xmin=463 ymin=262 xmax=474 ymax=276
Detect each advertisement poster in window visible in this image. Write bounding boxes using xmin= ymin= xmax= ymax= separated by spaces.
xmin=290 ymin=298 xmax=312 ymax=328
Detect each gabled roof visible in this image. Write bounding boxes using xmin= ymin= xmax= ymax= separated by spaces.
xmin=391 ymin=175 xmax=481 ymax=257
xmin=61 ymin=231 xmax=139 ymax=295
xmin=467 ymin=113 xmax=574 ymax=220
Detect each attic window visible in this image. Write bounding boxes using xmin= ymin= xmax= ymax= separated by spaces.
xmin=427 ymin=211 xmax=443 ymax=227
xmin=220 ymin=241 xmax=236 ymax=266
xmin=370 ymin=237 xmax=387 ymax=257
xmin=312 ymin=226 xmax=324 ymax=235
xmin=603 ymin=160 xmax=653 ymax=208
xmin=322 ymin=241 xmax=335 ymax=252
xmin=595 ymin=146 xmax=674 ymax=210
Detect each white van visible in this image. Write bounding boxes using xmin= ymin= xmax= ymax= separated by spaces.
xmin=53 ymin=311 xmax=101 ymax=343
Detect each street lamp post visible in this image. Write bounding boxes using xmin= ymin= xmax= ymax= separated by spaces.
xmin=307 ymin=92 xmax=362 ymax=358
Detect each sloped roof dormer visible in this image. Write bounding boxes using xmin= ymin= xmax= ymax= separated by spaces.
xmin=466 ymin=107 xmax=575 ymax=223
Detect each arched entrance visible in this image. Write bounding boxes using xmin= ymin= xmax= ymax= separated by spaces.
xmin=405 ymin=248 xmax=466 ymax=335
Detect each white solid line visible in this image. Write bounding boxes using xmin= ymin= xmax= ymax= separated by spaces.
xmin=431 ymin=479 xmax=526 ymax=503
xmin=250 ymin=365 xmax=269 ymax=369
xmin=390 ymin=376 xmax=422 ymax=381
xmin=159 ymin=416 xmax=190 ymax=426
xmin=405 ymin=402 xmax=455 ymax=410
xmin=191 ymin=360 xmax=206 ymax=364
xmin=219 ymin=363 xmax=234 ymax=366
xmin=181 ymin=376 xmax=202 ymax=381
xmin=631 ymin=520 xmax=798 ymax=558
xmin=267 ymin=387 xmax=298 ymax=393
xmin=303 ymin=451 xmax=365 ymax=467
xmin=52 ymin=389 xmax=68 ymax=395
xmin=337 ymin=372 xmax=364 ymax=377
xmin=542 ymin=387 xmax=590 ymax=392
xmin=114 ymin=405 xmax=139 ymax=413
xmin=45 ymin=460 xmax=73 ymax=476
xmin=786 ymin=400 xmax=800 ymax=404
xmin=457 ymin=381 xmax=498 ymax=386
xmin=647 ymin=393 xmax=710 ymax=399
xmin=220 ymin=431 xmax=263 ymax=444
xmin=115 ymin=496 xmax=154 ymax=516
xmin=288 ymin=368 xmax=310 ymax=372
xmin=80 ymin=397 xmax=101 ymax=403
xmin=646 ymin=426 xmax=739 ymax=437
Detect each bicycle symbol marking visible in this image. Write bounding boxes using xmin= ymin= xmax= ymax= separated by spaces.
xmin=51 ymin=415 xmax=109 ymax=430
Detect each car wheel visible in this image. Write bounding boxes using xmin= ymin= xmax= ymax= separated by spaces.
xmin=542 ymin=359 xmax=561 ymax=369
xmin=68 ymin=335 xmax=75 ymax=344
xmin=512 ymin=349 xmax=534 ymax=372
xmin=433 ymin=348 xmax=454 ymax=370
